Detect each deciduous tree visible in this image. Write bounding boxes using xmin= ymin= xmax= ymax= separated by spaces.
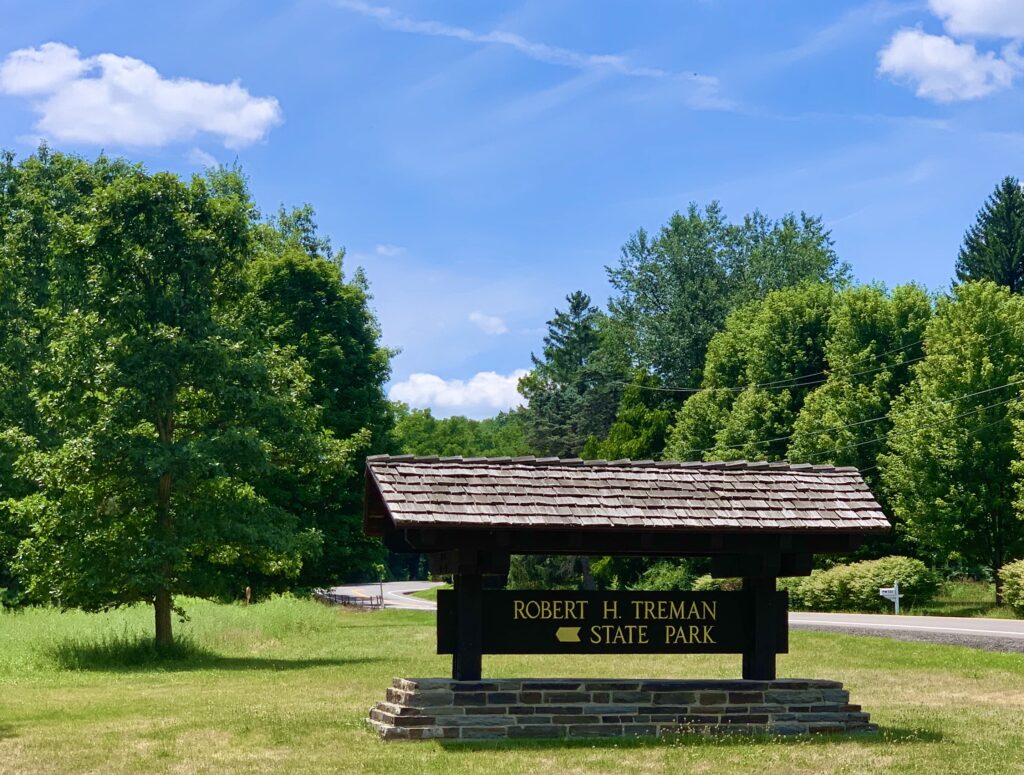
xmin=881 ymin=282 xmax=1024 ymax=601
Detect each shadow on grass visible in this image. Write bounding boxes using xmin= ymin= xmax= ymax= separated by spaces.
xmin=438 ymin=726 xmax=943 ymax=752
xmin=44 ymin=634 xmax=382 ymax=673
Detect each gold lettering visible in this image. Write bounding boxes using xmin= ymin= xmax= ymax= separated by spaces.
xmin=702 ymin=600 xmax=717 ymax=620
xmin=702 ymin=625 xmax=715 ymax=644
xmin=603 ymin=600 xmax=619 ymax=620
xmin=688 ymin=624 xmax=701 ymax=643
xmin=514 ymin=600 xmax=526 ymax=619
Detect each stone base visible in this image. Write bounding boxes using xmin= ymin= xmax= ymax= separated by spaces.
xmin=368 ymin=678 xmax=877 ymax=741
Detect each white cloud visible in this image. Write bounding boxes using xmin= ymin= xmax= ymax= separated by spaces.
xmin=186 ymin=147 xmax=218 ymax=167
xmin=930 ymin=0 xmax=1024 ymax=39
xmin=468 ymin=310 xmax=508 ymax=335
xmin=0 ymin=42 xmax=87 ymax=95
xmin=389 ymin=369 xmax=527 ymax=417
xmin=0 ymin=42 xmax=282 ymax=148
xmin=878 ymin=28 xmax=1017 ymax=101
xmin=375 ymin=243 xmax=405 ymax=256
xmin=332 ymin=0 xmax=725 ymax=108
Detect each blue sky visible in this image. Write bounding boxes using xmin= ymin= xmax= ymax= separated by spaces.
xmin=2 ymin=0 xmax=1023 ymax=417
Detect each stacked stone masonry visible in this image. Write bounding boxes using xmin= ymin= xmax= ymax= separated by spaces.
xmin=369 ymin=678 xmax=877 ymax=741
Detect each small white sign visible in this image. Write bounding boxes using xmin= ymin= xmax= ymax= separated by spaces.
xmin=878 ymin=581 xmax=902 ymax=613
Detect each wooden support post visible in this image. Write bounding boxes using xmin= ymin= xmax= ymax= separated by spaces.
xmin=742 ymin=576 xmax=778 ymax=680
xmin=452 ymin=570 xmax=483 ymax=681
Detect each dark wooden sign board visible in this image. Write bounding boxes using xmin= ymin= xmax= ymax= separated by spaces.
xmin=438 ymin=590 xmax=788 ymax=655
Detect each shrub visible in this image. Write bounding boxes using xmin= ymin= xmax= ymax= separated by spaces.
xmin=631 ymin=560 xmax=694 ymax=591
xmin=777 ymin=576 xmax=807 ymax=608
xmin=691 ymin=575 xmax=743 ymax=592
xmin=796 ymin=556 xmax=938 ymax=612
xmin=999 ymin=560 xmax=1024 ymax=615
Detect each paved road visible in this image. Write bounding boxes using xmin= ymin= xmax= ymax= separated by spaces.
xmin=325 ymin=584 xmax=1023 ymax=651
xmin=328 ymin=580 xmax=442 ymax=610
xmin=790 ymin=611 xmax=1024 ymax=652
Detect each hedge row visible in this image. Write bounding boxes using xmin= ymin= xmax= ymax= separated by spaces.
xmin=694 ymin=556 xmax=940 ymax=613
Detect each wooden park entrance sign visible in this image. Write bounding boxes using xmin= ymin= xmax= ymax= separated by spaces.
xmin=363 ymin=455 xmax=889 ymax=739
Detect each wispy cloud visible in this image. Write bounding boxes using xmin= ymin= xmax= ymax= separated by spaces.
xmin=468 ymin=310 xmax=508 ymax=335
xmin=375 ymin=243 xmax=405 ymax=257
xmin=0 ymin=42 xmax=282 ymax=148
xmin=772 ymin=1 xmax=917 ymax=68
xmin=332 ymin=0 xmax=726 ymax=108
xmin=186 ymin=147 xmax=218 ymax=167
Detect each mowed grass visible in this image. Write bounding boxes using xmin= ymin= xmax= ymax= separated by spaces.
xmin=906 ymin=579 xmax=1019 ymax=619
xmin=410 ymin=584 xmax=450 ymax=602
xmin=1 ymin=597 xmax=1023 ymax=774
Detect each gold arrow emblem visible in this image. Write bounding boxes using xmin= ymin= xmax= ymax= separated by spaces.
xmin=556 ymin=627 xmax=581 ymax=643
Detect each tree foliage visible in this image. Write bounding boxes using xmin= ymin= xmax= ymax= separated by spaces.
xmin=518 ymin=292 xmax=628 ymax=457
xmin=788 ymin=284 xmax=932 ymax=479
xmin=666 ymin=283 xmax=835 ymax=461
xmin=581 ymin=372 xmax=674 ymax=461
xmin=608 ymin=204 xmax=848 ymax=389
xmin=956 ymin=176 xmax=1024 ymax=293
xmin=391 ymin=405 xmax=531 ymax=458
xmin=0 ymin=150 xmax=392 ymax=641
xmin=880 ymin=282 xmax=1024 ymax=600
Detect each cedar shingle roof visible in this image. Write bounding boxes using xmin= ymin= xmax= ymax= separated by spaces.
xmin=365 ymin=456 xmax=890 ymax=534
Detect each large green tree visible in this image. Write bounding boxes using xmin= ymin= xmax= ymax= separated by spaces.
xmin=0 ymin=148 xmax=135 ymax=602
xmin=881 ymin=282 xmax=1024 ymax=600
xmin=665 ymin=283 xmax=834 ymax=461
xmin=240 ymin=205 xmax=393 ymax=585
xmin=2 ymin=154 xmax=385 ymax=644
xmin=788 ymin=284 xmax=931 ymax=481
xmin=608 ymin=204 xmax=848 ymax=390
xmin=581 ymin=372 xmax=674 ymax=461
xmin=956 ymin=177 xmax=1024 ymax=293
xmin=518 ymin=291 xmax=627 ymax=457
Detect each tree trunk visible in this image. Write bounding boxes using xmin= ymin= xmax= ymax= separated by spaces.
xmin=579 ymin=556 xmax=597 ymax=591
xmin=994 ymin=520 xmax=1004 ymax=605
xmin=154 ymin=589 xmax=173 ymax=649
xmin=155 ymin=409 xmax=175 ymax=648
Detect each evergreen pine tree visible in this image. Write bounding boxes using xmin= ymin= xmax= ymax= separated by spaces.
xmin=956 ymin=176 xmax=1024 ymax=293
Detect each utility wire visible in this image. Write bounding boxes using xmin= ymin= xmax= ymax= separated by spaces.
xmin=854 ymin=412 xmax=1014 ymax=477
xmin=617 ymin=324 xmax=1018 ymax=396
xmin=802 ymin=394 xmax=1020 ymax=462
xmin=679 ymin=376 xmax=1024 ymax=457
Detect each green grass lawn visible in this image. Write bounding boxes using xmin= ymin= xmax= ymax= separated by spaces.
xmin=904 ymin=579 xmax=1018 ymax=619
xmin=1 ymin=597 xmax=1023 ymax=774
xmin=410 ymin=584 xmax=450 ymax=602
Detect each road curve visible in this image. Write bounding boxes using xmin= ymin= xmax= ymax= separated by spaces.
xmin=327 ymin=580 xmax=442 ymax=610
xmin=790 ymin=611 xmax=1024 ymax=652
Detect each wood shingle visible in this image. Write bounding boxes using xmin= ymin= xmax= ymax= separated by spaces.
xmin=365 ymin=455 xmax=890 ymax=535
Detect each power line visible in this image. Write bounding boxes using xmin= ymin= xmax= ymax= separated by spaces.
xmin=803 ymin=394 xmax=1019 ymax=462
xmin=618 ymin=324 xmax=1018 ymax=396
xmin=679 ymin=376 xmax=1024 ymax=457
xmin=854 ymin=412 xmax=1014 ymax=478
